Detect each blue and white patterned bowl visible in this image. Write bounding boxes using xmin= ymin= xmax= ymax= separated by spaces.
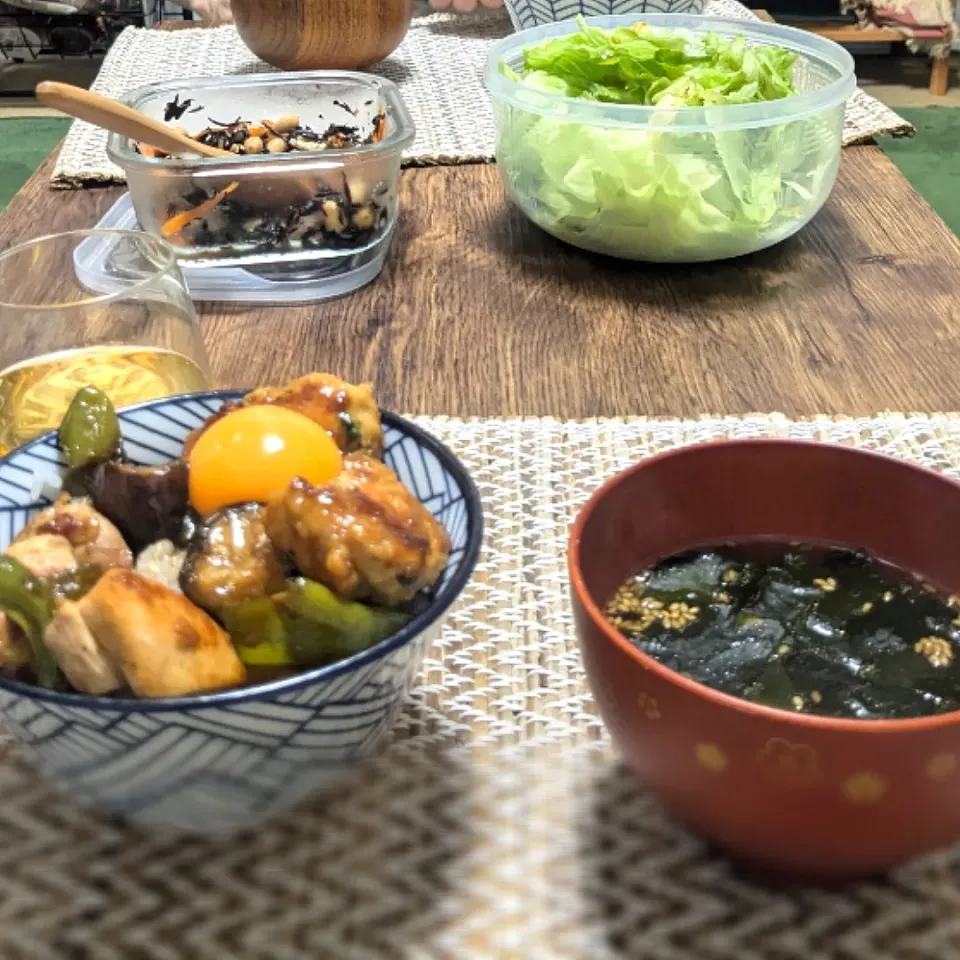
xmin=505 ymin=0 xmax=707 ymax=30
xmin=0 ymin=392 xmax=482 ymax=835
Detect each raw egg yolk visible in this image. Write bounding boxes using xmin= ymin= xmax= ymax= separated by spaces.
xmin=188 ymin=405 xmax=343 ymax=516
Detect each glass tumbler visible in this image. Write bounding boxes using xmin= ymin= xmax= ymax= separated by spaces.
xmin=0 ymin=229 xmax=212 ymax=454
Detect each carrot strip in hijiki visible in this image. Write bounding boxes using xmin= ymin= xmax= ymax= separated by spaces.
xmin=160 ymin=182 xmax=239 ymax=239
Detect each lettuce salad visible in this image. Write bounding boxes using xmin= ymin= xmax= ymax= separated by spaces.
xmin=495 ymin=19 xmax=842 ymax=261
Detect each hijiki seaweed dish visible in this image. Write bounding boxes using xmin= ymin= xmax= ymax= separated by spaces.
xmin=143 ymin=103 xmax=386 ymax=158
xmin=605 ymin=544 xmax=960 ymax=720
xmin=134 ymin=105 xmax=391 ymax=258
xmin=0 ymin=374 xmax=450 ymax=700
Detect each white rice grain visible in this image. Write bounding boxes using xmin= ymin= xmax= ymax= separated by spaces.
xmin=135 ymin=540 xmax=187 ymax=593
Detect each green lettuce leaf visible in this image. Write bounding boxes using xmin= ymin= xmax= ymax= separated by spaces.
xmin=520 ymin=17 xmax=798 ymax=107
xmin=497 ymin=19 xmax=840 ymax=261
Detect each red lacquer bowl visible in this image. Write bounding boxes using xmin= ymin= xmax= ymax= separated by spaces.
xmin=569 ymin=439 xmax=960 ymax=878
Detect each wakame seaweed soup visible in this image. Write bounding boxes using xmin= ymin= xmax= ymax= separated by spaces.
xmin=605 ymin=545 xmax=960 ymax=719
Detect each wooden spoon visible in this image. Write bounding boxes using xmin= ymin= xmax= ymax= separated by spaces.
xmin=35 ymin=81 xmax=316 ymax=209
xmin=36 ymin=81 xmax=234 ymax=159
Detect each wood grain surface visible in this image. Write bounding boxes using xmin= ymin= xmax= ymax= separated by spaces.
xmin=5 ymin=147 xmax=960 ymax=418
xmin=231 ymin=0 xmax=413 ymax=70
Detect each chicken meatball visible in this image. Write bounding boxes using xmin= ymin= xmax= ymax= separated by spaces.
xmin=181 ymin=503 xmax=288 ymax=614
xmin=75 ymin=569 xmax=246 ymax=698
xmin=183 ymin=373 xmax=383 ymax=458
xmin=44 ymin=601 xmax=123 ymax=696
xmin=265 ymin=454 xmax=450 ymax=606
xmin=15 ymin=497 xmax=133 ymax=571
xmin=6 ymin=533 xmax=78 ymax=579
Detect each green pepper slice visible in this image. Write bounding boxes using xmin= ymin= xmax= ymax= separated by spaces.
xmin=283 ymin=578 xmax=410 ymax=655
xmin=221 ymin=597 xmax=290 ymax=667
xmin=0 ymin=556 xmax=59 ymax=689
xmin=223 ymin=578 xmax=411 ymax=669
xmin=58 ymin=386 xmax=122 ymax=469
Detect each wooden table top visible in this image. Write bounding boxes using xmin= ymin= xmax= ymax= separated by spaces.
xmin=3 ymin=145 xmax=960 ymax=418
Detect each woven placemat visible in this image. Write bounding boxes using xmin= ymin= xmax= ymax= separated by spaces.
xmin=51 ymin=3 xmax=913 ymax=187
xmin=3 ymin=413 xmax=960 ymax=959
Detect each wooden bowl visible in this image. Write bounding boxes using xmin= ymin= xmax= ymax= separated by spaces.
xmin=569 ymin=439 xmax=960 ymax=879
xmin=231 ymin=0 xmax=413 ymax=71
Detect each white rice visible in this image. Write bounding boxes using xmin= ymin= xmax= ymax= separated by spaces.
xmin=135 ymin=540 xmax=187 ymax=592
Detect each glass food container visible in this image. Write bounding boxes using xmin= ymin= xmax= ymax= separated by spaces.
xmin=485 ymin=15 xmax=856 ymax=263
xmin=107 ymin=72 xmax=415 ymax=279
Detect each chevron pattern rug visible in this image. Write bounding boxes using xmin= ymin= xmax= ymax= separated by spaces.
xmin=3 ymin=414 xmax=960 ymax=958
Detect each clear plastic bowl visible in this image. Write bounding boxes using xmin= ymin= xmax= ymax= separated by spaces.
xmin=485 ymin=15 xmax=856 ymax=263
xmin=107 ymin=72 xmax=415 ymax=278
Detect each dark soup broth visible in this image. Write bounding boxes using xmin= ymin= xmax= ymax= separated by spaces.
xmin=604 ymin=544 xmax=960 ymax=720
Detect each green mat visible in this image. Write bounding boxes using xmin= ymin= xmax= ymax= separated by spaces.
xmin=878 ymin=107 xmax=960 ymax=239
xmin=0 ymin=118 xmax=70 ymax=212
xmin=0 ymin=111 xmax=957 ymax=238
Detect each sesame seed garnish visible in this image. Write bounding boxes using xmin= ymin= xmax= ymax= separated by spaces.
xmin=661 ymin=602 xmax=699 ymax=631
xmin=915 ymin=636 xmax=953 ymax=668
